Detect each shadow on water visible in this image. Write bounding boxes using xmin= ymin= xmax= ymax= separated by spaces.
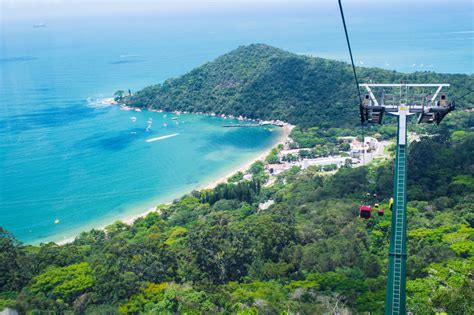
xmin=98 ymin=130 xmax=145 ymax=151
xmin=110 ymin=59 xmax=144 ymax=65
xmin=75 ymin=128 xmax=150 ymax=151
xmin=195 ymin=126 xmax=274 ymax=153
xmin=0 ymin=105 xmax=104 ymax=134
xmin=0 ymin=56 xmax=38 ymax=63
xmin=33 ymin=87 xmax=54 ymax=92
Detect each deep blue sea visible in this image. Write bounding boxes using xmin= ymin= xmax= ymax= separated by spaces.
xmin=1 ymin=0 xmax=472 ymax=243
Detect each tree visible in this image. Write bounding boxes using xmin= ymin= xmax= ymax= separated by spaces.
xmin=0 ymin=228 xmax=32 ymax=292
xmin=249 ymin=161 xmax=265 ymax=175
xmin=119 ymin=282 xmax=216 ymax=314
xmin=114 ymin=90 xmax=125 ymax=101
xmin=266 ymin=149 xmax=280 ymax=164
xmin=28 ymin=262 xmax=94 ymax=304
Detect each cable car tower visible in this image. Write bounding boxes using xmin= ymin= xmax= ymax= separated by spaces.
xmin=337 ymin=1 xmax=455 ymax=312
xmin=359 ymin=84 xmax=454 ymax=314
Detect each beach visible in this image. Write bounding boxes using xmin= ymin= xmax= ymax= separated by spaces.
xmin=202 ymin=124 xmax=293 ymax=189
xmin=55 ymin=124 xmax=293 ymax=245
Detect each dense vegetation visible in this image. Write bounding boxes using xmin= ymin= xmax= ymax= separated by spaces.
xmin=126 ymin=44 xmax=473 ymax=128
xmin=1 ymin=127 xmax=472 ymax=314
xmin=1 ymin=44 xmax=473 ymax=313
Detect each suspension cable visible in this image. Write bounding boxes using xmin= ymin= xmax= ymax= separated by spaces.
xmin=338 ymin=0 xmax=363 ymax=108
xmin=455 ymin=89 xmax=474 ymax=103
xmin=338 ymin=0 xmax=367 ymax=194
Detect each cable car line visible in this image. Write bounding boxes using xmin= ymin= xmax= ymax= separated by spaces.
xmin=454 ymin=89 xmax=473 ymax=103
xmin=337 ymin=0 xmax=368 ymax=203
xmin=338 ymin=1 xmax=456 ymax=314
xmin=337 ymin=0 xmax=363 ymax=108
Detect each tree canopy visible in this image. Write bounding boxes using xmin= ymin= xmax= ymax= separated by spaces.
xmin=1 ymin=128 xmax=472 ymax=313
xmin=1 ymin=45 xmax=473 ymax=313
xmin=126 ymin=44 xmax=474 ymax=128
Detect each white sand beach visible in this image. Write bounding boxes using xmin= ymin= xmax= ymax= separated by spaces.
xmin=56 ymin=124 xmax=293 ymax=245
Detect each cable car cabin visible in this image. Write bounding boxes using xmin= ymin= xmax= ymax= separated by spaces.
xmin=360 ymin=205 xmax=371 ymax=219
xmin=418 ymin=94 xmax=455 ymax=125
xmin=362 ymin=94 xmax=385 ymax=124
xmin=367 ymin=106 xmax=385 ymax=124
xmin=373 ymin=203 xmax=384 ymax=216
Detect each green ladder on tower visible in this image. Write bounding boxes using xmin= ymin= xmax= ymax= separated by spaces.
xmin=385 ymin=143 xmax=408 ymax=315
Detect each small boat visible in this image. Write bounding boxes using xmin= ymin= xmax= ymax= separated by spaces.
xmin=54 ymin=218 xmax=60 ymax=224
xmin=163 ymin=123 xmax=167 ymax=127
xmin=172 ymin=117 xmax=178 ymax=120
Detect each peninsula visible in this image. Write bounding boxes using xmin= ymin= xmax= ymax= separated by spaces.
xmin=1 ymin=44 xmax=473 ymax=314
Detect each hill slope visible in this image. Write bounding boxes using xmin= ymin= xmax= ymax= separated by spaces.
xmin=1 ymin=129 xmax=473 ymax=314
xmin=127 ymin=44 xmax=474 ymax=127
xmin=1 ymin=44 xmax=473 ymax=314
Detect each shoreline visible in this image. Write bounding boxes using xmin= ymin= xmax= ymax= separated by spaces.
xmin=55 ymin=123 xmax=293 ymax=245
xmin=112 ymin=97 xmax=288 ymax=128
xmin=201 ymin=124 xmax=292 ymax=190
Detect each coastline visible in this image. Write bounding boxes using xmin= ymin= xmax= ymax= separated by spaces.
xmin=201 ymin=124 xmax=292 ymax=190
xmin=55 ymin=123 xmax=293 ymax=245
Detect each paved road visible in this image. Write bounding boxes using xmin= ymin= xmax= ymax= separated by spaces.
xmin=355 ymin=140 xmax=391 ymax=166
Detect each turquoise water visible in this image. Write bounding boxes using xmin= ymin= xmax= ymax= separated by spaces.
xmin=0 ymin=107 xmax=281 ymax=243
xmin=1 ymin=1 xmax=472 ymax=243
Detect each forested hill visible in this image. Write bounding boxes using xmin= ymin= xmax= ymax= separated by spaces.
xmin=1 ymin=44 xmax=473 ymax=313
xmin=1 ymin=128 xmax=473 ymax=314
xmin=127 ymin=44 xmax=474 ymax=127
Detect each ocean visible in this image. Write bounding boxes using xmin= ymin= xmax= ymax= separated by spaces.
xmin=1 ymin=0 xmax=472 ymax=243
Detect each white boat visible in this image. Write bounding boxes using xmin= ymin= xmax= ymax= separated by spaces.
xmin=172 ymin=117 xmax=178 ymax=120
xmin=54 ymin=218 xmax=60 ymax=224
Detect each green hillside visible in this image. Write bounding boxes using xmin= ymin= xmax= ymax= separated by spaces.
xmin=1 ymin=45 xmax=473 ymax=314
xmin=1 ymin=129 xmax=472 ymax=314
xmin=127 ymin=44 xmax=474 ymax=128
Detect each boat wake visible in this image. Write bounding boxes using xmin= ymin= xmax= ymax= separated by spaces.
xmin=145 ymin=133 xmax=179 ymax=143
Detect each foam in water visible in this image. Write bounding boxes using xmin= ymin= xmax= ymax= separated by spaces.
xmin=86 ymin=97 xmax=116 ymax=109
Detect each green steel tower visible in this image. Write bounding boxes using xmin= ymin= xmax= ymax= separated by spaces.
xmin=386 ymin=106 xmax=409 ymax=314
xmin=358 ymin=84 xmax=454 ymax=314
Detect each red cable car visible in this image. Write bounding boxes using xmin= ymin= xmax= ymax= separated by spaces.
xmin=359 ymin=205 xmax=371 ymax=219
xmin=377 ymin=208 xmax=385 ymax=216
